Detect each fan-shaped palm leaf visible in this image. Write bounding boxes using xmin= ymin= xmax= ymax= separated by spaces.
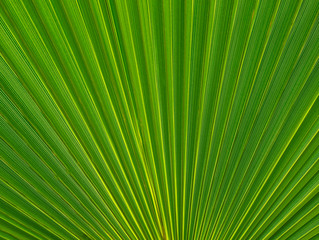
xmin=0 ymin=0 xmax=318 ymax=239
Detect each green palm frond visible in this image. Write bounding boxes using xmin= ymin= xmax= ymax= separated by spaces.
xmin=0 ymin=0 xmax=318 ymax=239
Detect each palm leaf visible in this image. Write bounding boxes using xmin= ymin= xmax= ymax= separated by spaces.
xmin=0 ymin=0 xmax=318 ymax=239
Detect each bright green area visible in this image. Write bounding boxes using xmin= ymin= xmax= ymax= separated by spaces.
xmin=0 ymin=0 xmax=318 ymax=239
